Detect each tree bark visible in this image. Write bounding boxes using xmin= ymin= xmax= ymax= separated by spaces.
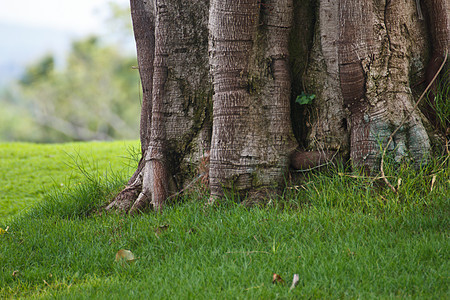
xmin=108 ymin=0 xmax=212 ymax=213
xmin=299 ymin=0 xmax=349 ymax=157
xmin=129 ymin=0 xmax=171 ymax=213
xmin=338 ymin=0 xmax=431 ymax=169
xmin=300 ymin=0 xmax=438 ymax=171
xmin=421 ymin=0 xmax=450 ymax=131
xmin=208 ymin=0 xmax=296 ymax=201
xmin=108 ymin=0 xmax=446 ymax=212
xmin=127 ymin=0 xmax=155 ymax=185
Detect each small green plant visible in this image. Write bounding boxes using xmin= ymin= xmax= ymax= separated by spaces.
xmin=295 ymin=92 xmax=316 ymax=105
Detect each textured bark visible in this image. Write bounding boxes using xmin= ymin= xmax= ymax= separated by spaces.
xmin=421 ymin=0 xmax=450 ymax=130
xmin=296 ymin=0 xmax=440 ymax=170
xmin=106 ymin=0 xmax=154 ymax=212
xmin=337 ymin=0 xmax=375 ymax=168
xmin=130 ymin=0 xmax=171 ymax=212
xmin=108 ymin=0 xmax=212 ymax=213
xmin=336 ymin=0 xmax=431 ymax=169
xmin=127 ymin=0 xmax=154 ymax=185
xmin=422 ymin=0 xmax=449 ymax=59
xmin=209 ymin=0 xmax=296 ymax=199
xmin=302 ymin=0 xmax=348 ymax=155
xmin=107 ymin=0 xmax=444 ymax=212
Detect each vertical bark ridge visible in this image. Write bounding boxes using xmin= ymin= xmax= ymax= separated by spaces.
xmin=127 ymin=0 xmax=155 ymax=185
xmin=338 ymin=0 xmax=431 ymax=170
xmin=422 ymin=0 xmax=450 ymax=57
xmin=105 ymin=0 xmax=155 ymax=212
xmin=209 ymin=0 xmax=295 ymax=200
xmin=110 ymin=0 xmax=212 ymax=213
xmin=302 ymin=0 xmax=348 ymax=155
xmin=133 ymin=0 xmax=171 ymax=212
xmin=209 ymin=0 xmax=260 ymax=197
xmin=338 ymin=0 xmax=374 ymax=105
xmin=421 ymin=0 xmax=450 ymax=129
xmin=338 ymin=0 xmax=375 ymax=168
xmin=257 ymin=0 xmax=296 ymax=185
xmin=381 ymin=0 xmax=430 ymax=163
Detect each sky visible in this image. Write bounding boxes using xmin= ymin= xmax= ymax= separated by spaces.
xmin=0 ymin=0 xmax=129 ymax=35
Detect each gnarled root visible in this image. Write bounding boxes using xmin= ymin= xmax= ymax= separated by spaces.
xmin=289 ymin=149 xmax=337 ymax=171
xmin=105 ymin=173 xmax=143 ymax=213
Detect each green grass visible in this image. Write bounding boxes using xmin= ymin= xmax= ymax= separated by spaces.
xmin=426 ymin=67 xmax=450 ymax=134
xmin=0 ymin=141 xmax=139 ymax=220
xmin=0 ymin=141 xmax=449 ymax=298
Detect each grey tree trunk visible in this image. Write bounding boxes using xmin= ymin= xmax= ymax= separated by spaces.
xmin=208 ymin=0 xmax=296 ymax=201
xmin=107 ymin=0 xmax=212 ymax=213
xmin=108 ymin=0 xmax=448 ymax=212
xmin=297 ymin=0 xmax=448 ymax=171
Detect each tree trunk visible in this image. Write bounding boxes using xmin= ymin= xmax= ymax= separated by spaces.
xmin=298 ymin=0 xmax=447 ymax=171
xmin=422 ymin=0 xmax=450 ymax=131
xmin=108 ymin=0 xmax=447 ymax=212
xmin=208 ymin=0 xmax=296 ymax=201
xmin=107 ymin=0 xmax=212 ymax=213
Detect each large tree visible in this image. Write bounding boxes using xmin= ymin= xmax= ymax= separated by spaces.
xmin=107 ymin=0 xmax=449 ymax=213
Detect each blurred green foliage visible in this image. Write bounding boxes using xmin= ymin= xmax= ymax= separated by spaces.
xmin=0 ymin=4 xmax=141 ymax=142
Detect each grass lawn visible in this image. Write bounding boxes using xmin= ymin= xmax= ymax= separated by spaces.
xmin=0 ymin=141 xmax=139 ymax=220
xmin=0 ymin=141 xmax=448 ymax=298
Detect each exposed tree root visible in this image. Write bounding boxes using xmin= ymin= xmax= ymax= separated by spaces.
xmin=289 ymin=147 xmax=341 ymax=172
xmin=107 ymin=152 xmax=210 ymax=214
xmin=380 ymin=50 xmax=448 ymax=193
xmin=105 ymin=174 xmax=143 ymax=213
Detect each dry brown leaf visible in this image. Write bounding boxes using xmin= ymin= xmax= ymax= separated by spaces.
xmin=272 ymin=273 xmax=285 ymax=284
xmin=155 ymin=224 xmax=169 ymax=237
xmin=115 ymin=249 xmax=137 ymax=264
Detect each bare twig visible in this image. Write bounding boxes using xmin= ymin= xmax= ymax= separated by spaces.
xmin=380 ymin=50 xmax=448 ymax=193
xmin=338 ymin=173 xmax=395 ymax=180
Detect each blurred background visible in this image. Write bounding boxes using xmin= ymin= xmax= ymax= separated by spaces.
xmin=0 ymin=0 xmax=141 ymax=142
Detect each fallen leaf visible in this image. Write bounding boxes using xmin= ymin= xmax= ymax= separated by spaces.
xmin=155 ymin=224 xmax=169 ymax=237
xmin=115 ymin=249 xmax=137 ymax=264
xmin=12 ymin=270 xmax=19 ymax=277
xmin=0 ymin=226 xmax=9 ymax=235
xmin=289 ymin=274 xmax=300 ymax=291
xmin=272 ymin=273 xmax=285 ymax=284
